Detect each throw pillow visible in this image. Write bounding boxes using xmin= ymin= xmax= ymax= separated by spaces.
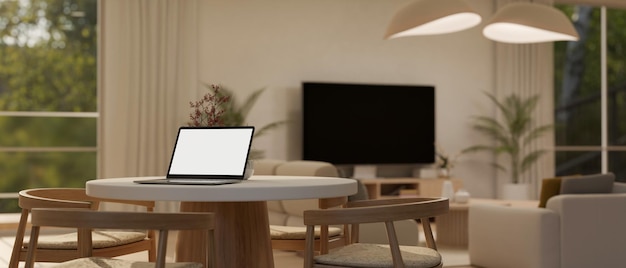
xmin=348 ymin=179 xmax=370 ymax=201
xmin=538 ymin=177 xmax=562 ymax=208
xmin=559 ymin=172 xmax=615 ymax=194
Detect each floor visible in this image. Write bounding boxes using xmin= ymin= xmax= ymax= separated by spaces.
xmin=0 ymin=212 xmax=473 ymax=267
xmin=0 ymin=235 xmax=472 ymax=267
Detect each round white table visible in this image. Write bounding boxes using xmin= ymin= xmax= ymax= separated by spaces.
xmin=86 ymin=175 xmax=357 ymax=268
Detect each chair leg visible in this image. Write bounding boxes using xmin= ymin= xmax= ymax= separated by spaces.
xmin=25 ymin=226 xmax=41 ymax=268
xmin=208 ymin=230 xmax=216 ymax=268
xmin=9 ymin=209 xmax=29 ymax=268
xmin=156 ymin=230 xmax=169 ymax=268
xmin=148 ymin=230 xmax=157 ymax=261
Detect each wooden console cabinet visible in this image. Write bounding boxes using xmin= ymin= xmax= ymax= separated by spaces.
xmin=358 ymin=178 xmax=463 ymax=199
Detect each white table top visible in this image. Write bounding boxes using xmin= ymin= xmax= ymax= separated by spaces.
xmin=86 ymin=175 xmax=358 ymax=202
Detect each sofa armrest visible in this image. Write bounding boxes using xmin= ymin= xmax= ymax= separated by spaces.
xmin=274 ymin=160 xmax=339 ymax=177
xmin=469 ymin=203 xmax=560 ymax=268
xmin=546 ymin=193 xmax=626 ymax=268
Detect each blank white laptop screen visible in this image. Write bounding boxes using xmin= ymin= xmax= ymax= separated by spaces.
xmin=168 ymin=127 xmax=253 ymax=177
xmin=135 ymin=126 xmax=254 ymax=185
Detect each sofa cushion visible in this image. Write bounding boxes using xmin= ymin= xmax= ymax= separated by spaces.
xmin=56 ymin=257 xmax=202 ymax=268
xmin=538 ymin=177 xmax=562 ymax=208
xmin=25 ymin=231 xmax=147 ymax=249
xmin=613 ymin=182 xmax=626 ymax=193
xmin=545 ymin=193 xmax=626 ymax=268
xmin=560 ymin=173 xmax=614 ymax=194
xmin=314 ymin=243 xmax=441 ymax=268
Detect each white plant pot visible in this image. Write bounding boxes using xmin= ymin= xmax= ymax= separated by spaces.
xmin=501 ymin=183 xmax=530 ymax=200
xmin=441 ymin=180 xmax=455 ymax=202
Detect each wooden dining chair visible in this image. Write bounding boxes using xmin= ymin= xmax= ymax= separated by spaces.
xmin=303 ymin=197 xmax=449 ymax=268
xmin=271 ymin=196 xmax=350 ymax=254
xmin=24 ymin=208 xmax=216 ymax=268
xmin=9 ymin=188 xmax=157 ymax=268
xmin=265 ymin=160 xmax=351 ymax=254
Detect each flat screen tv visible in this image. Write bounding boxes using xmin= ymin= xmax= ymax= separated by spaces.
xmin=302 ymin=82 xmax=435 ymax=165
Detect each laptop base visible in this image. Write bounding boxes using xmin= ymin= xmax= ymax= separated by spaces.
xmin=134 ymin=178 xmax=241 ymax=185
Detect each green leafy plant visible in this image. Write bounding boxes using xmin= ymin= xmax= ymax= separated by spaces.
xmin=463 ymin=92 xmax=552 ymax=184
xmin=188 ymin=83 xmax=287 ymax=159
xmin=435 ymin=143 xmax=462 ymax=178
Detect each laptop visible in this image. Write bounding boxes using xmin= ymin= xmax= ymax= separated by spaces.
xmin=135 ymin=126 xmax=255 ymax=185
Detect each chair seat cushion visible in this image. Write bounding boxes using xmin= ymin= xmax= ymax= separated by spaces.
xmin=54 ymin=257 xmax=202 ymax=268
xmin=24 ymin=231 xmax=147 ymax=249
xmin=314 ymin=243 xmax=442 ymax=268
xmin=269 ymin=225 xmax=342 ymax=240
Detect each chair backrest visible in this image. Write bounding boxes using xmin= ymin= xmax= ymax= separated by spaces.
xmin=303 ymin=197 xmax=449 ymax=267
xmin=18 ymin=188 xmax=155 ymax=210
xmin=25 ymin=208 xmax=216 ymax=268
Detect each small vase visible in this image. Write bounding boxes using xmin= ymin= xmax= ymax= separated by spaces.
xmin=441 ymin=180 xmax=455 ymax=202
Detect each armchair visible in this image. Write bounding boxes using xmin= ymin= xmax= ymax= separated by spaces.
xmin=10 ymin=188 xmax=156 ymax=268
xmin=255 ymin=159 xmax=424 ymax=253
xmin=24 ymin=208 xmax=215 ymax=268
xmin=469 ymin=185 xmax=626 ymax=268
xmin=256 ymin=160 xmax=350 ymax=253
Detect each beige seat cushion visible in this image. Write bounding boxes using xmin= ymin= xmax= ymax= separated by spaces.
xmin=269 ymin=225 xmax=342 ymax=240
xmin=24 ymin=231 xmax=147 ymax=249
xmin=55 ymin=257 xmax=202 ymax=268
xmin=314 ymin=243 xmax=441 ymax=268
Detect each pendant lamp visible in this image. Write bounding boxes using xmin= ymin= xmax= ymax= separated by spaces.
xmin=384 ymin=0 xmax=482 ymax=39
xmin=483 ymin=2 xmax=579 ymax=44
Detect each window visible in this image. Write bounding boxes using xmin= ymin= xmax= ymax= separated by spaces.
xmin=0 ymin=0 xmax=98 ymax=212
xmin=555 ymin=5 xmax=626 ymax=181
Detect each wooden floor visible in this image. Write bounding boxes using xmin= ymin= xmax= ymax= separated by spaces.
xmin=0 ymin=235 xmax=305 ymax=267
xmin=0 ymin=212 xmax=473 ymax=267
xmin=0 ymin=235 xmax=473 ymax=267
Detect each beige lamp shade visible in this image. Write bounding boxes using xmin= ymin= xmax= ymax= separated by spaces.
xmin=483 ymin=2 xmax=579 ymax=44
xmin=384 ymin=0 xmax=482 ymax=39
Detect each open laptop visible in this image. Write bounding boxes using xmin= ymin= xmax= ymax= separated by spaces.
xmin=135 ymin=126 xmax=255 ymax=185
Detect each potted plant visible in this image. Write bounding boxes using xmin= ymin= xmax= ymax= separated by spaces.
xmin=435 ymin=143 xmax=461 ymax=178
xmin=463 ymin=92 xmax=552 ymax=199
xmin=188 ymin=83 xmax=286 ymax=160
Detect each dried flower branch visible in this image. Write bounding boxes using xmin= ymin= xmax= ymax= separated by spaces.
xmin=188 ymin=84 xmax=231 ymax=127
xmin=187 ymin=83 xmax=287 ymax=159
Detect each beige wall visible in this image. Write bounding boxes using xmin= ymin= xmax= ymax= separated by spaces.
xmin=194 ymin=0 xmax=498 ymax=197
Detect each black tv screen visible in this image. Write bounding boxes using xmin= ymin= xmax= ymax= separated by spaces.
xmin=302 ymin=82 xmax=435 ymax=165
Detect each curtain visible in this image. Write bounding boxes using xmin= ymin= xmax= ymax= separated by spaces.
xmin=494 ymin=0 xmax=556 ymax=198
xmin=100 ymin=0 xmax=199 ymax=211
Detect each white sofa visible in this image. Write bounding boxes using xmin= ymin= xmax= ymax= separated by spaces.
xmin=469 ymin=181 xmax=626 ymax=268
xmin=255 ymin=159 xmax=422 ymax=246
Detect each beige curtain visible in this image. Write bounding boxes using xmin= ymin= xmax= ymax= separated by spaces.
xmin=100 ymin=0 xmax=199 ymax=211
xmin=494 ymin=0 xmax=556 ymax=198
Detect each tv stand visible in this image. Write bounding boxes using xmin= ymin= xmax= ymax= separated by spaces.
xmin=358 ymin=178 xmax=463 ymax=199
